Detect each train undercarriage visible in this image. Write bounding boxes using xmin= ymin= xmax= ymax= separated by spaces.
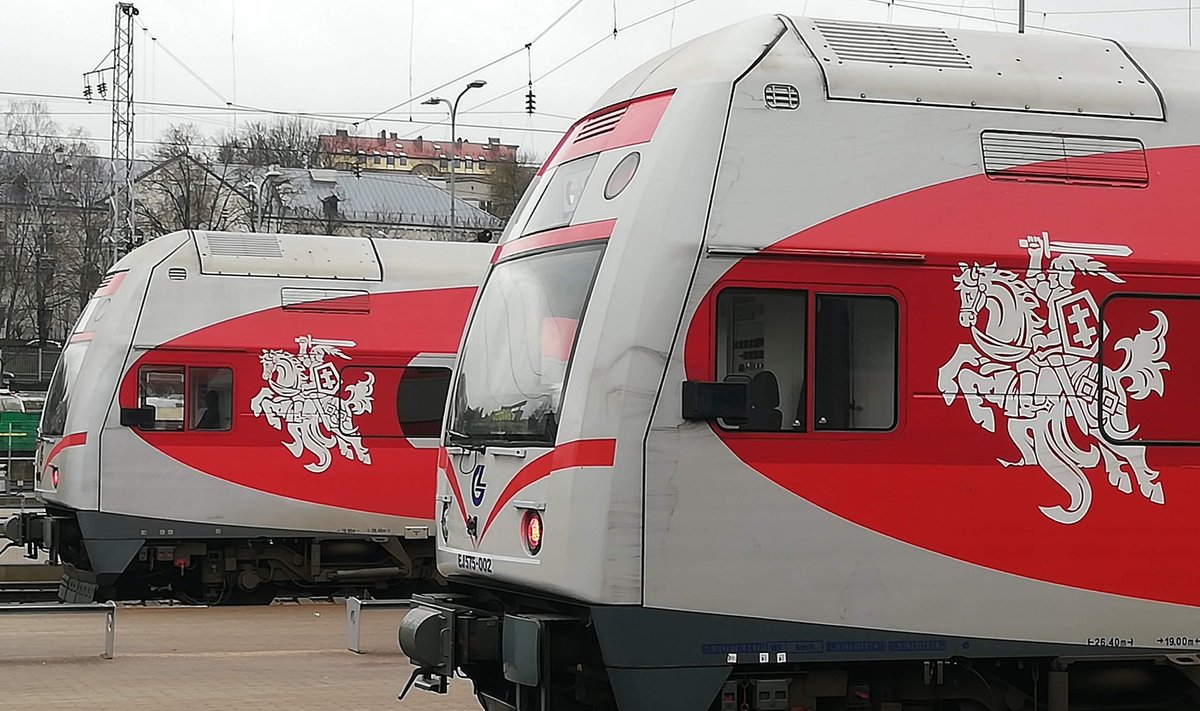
xmin=399 ymin=590 xmax=1200 ymax=711
xmin=3 ymin=507 xmax=438 ymax=604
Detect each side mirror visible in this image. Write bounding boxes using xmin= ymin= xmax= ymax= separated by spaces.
xmin=682 ymin=380 xmax=749 ymax=423
xmin=119 ymin=406 xmax=156 ymax=428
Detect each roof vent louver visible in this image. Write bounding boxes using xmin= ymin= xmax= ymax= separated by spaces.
xmin=982 ymin=131 xmax=1148 ymax=188
xmin=281 ymin=287 xmax=371 ymax=314
xmin=814 ymin=19 xmax=971 ymax=69
xmin=167 ymin=267 xmax=187 ymax=281
xmin=575 ymin=106 xmax=628 ymax=143
xmin=204 ymin=233 xmax=284 ymax=259
xmin=764 ymin=84 xmax=800 ymax=110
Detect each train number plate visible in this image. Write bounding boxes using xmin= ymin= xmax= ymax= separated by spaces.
xmin=457 ymin=553 xmax=493 ymax=574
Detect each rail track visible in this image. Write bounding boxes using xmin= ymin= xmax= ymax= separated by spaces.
xmin=0 ymin=581 xmax=58 ymax=603
xmin=0 ymin=561 xmax=63 ymax=603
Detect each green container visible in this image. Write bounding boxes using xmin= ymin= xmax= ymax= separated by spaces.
xmin=0 ymin=393 xmax=40 ymax=458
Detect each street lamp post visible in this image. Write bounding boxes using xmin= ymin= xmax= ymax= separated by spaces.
xmin=244 ymin=165 xmax=282 ymax=232
xmin=423 ymin=79 xmax=486 ymax=240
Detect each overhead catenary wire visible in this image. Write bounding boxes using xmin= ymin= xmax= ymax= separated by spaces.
xmin=392 ymin=0 xmax=708 ymax=142
xmin=355 ymin=0 xmax=589 ymax=127
xmin=858 ymin=0 xmax=1102 ymax=37
xmin=0 ymin=90 xmax=571 ymax=127
xmin=134 ymin=17 xmax=232 ymax=107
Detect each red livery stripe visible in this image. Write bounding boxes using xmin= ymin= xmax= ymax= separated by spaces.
xmin=493 ymin=219 xmax=615 ymax=263
xmin=43 ymin=432 xmax=87 ymax=475
xmin=479 ymin=438 xmax=617 ymax=541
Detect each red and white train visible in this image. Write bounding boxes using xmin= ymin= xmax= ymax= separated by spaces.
xmin=3 ymin=230 xmax=491 ymax=603
xmin=400 ymin=15 xmax=1200 ymax=711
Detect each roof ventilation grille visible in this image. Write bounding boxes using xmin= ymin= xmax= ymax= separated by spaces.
xmin=814 ymin=19 xmax=972 ymax=69
xmin=575 ymin=107 xmax=628 ymax=143
xmin=281 ymin=287 xmax=371 ymax=314
xmin=982 ymin=131 xmax=1148 ymax=188
xmin=167 ymin=267 xmax=187 ymax=281
xmin=764 ymin=84 xmax=800 ymax=110
xmin=205 ymin=233 xmax=284 ymax=259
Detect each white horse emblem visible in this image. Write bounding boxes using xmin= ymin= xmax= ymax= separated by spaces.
xmin=250 ymin=335 xmax=375 ymax=473
xmin=938 ymin=233 xmax=1169 ymax=525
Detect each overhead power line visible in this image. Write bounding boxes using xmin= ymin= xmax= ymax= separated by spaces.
xmin=355 ymin=0 xmax=592 ymax=126
xmin=391 ymin=0 xmax=707 ymax=142
xmin=859 ymin=0 xmax=1101 ymax=37
xmin=0 ymin=90 xmax=571 ymax=129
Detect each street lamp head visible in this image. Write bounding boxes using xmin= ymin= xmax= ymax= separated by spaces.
xmin=467 ymin=80 xmax=487 ymax=89
xmin=422 ymin=97 xmax=444 ymax=106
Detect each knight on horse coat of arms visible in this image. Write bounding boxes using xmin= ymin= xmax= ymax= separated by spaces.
xmin=938 ymin=232 xmax=1169 ymax=525
xmin=250 ymin=335 xmax=376 ymax=474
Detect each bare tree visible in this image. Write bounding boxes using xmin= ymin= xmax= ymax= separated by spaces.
xmin=138 ymin=124 xmax=249 ymax=237
xmin=217 ymin=116 xmax=328 ymax=169
xmin=486 ymin=151 xmax=538 ymax=221
xmin=0 ymin=100 xmax=98 ymax=341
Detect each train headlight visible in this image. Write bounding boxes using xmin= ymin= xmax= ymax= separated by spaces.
xmin=50 ymin=467 xmax=60 ymax=489
xmin=603 ymin=151 xmax=640 ymax=200
xmin=440 ymin=500 xmax=450 ymax=542
xmin=522 ymin=510 xmax=543 ymax=556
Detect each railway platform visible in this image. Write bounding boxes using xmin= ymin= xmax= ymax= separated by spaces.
xmin=0 ymin=601 xmax=479 ymax=709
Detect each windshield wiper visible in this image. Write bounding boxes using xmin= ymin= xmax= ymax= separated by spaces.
xmin=445 ymin=429 xmax=486 ymax=453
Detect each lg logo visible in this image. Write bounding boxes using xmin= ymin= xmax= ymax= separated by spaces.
xmin=470 ymin=464 xmax=487 ymax=506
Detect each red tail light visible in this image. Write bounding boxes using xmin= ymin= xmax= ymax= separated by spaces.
xmin=522 ymin=510 xmax=543 ymax=555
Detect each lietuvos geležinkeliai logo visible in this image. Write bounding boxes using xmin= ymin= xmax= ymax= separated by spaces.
xmin=251 ymin=335 xmax=375 ymax=473
xmin=938 ymin=233 xmax=1168 ymax=524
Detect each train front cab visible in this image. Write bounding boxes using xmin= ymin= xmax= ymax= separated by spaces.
xmin=10 ymin=232 xmax=487 ymax=603
xmin=402 ymin=15 xmax=1200 ymax=711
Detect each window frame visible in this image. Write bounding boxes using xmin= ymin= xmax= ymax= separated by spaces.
xmin=136 ymin=364 xmax=234 ymax=434
xmin=711 ymin=281 xmax=903 ymax=437
xmin=188 ymin=366 xmax=234 ymax=432
xmin=1098 ymin=291 xmax=1199 ymax=447
xmin=395 ymin=365 xmax=453 ymax=439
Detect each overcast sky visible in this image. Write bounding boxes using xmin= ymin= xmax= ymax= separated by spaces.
xmin=0 ymin=0 xmax=1192 ymax=159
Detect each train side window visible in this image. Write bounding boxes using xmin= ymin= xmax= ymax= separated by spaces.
xmin=396 ymin=367 xmax=452 ymax=438
xmin=138 ymin=367 xmax=185 ymax=431
xmin=189 ymin=367 xmax=233 ymax=432
xmin=814 ymin=295 xmax=898 ymax=431
xmin=715 ymin=289 xmax=808 ymax=432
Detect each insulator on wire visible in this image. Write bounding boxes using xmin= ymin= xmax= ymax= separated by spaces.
xmin=83 ymin=84 xmax=93 ymax=101
xmin=525 ymin=90 xmax=536 ymax=115
xmin=97 ymin=81 xmax=107 ymax=97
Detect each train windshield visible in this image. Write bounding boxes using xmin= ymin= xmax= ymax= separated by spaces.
xmin=448 ymin=245 xmax=603 ymax=447
xmin=41 ymin=342 xmax=87 ymax=437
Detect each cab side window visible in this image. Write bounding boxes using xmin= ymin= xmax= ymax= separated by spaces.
xmin=138 ymin=367 xmax=185 ymax=431
xmin=190 ymin=368 xmax=232 ymax=431
xmin=715 ymin=288 xmax=898 ymax=433
xmin=813 ymin=294 xmax=897 ymax=431
xmin=716 ymin=290 xmax=808 ymax=432
xmin=137 ymin=365 xmax=232 ymax=432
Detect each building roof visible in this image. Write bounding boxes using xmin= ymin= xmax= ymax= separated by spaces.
xmin=0 ymin=150 xmax=153 ymax=207
xmin=275 ymin=167 xmax=503 ymax=229
xmin=319 ymin=130 xmax=518 ymax=164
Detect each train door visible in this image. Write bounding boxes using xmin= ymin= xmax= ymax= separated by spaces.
xmin=645 ymin=256 xmax=909 ymax=618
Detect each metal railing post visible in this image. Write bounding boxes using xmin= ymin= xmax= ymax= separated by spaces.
xmin=346 ymin=596 xmax=363 ymax=653
xmin=343 ymin=597 xmax=409 ymax=654
xmin=104 ymin=601 xmax=116 ymax=659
